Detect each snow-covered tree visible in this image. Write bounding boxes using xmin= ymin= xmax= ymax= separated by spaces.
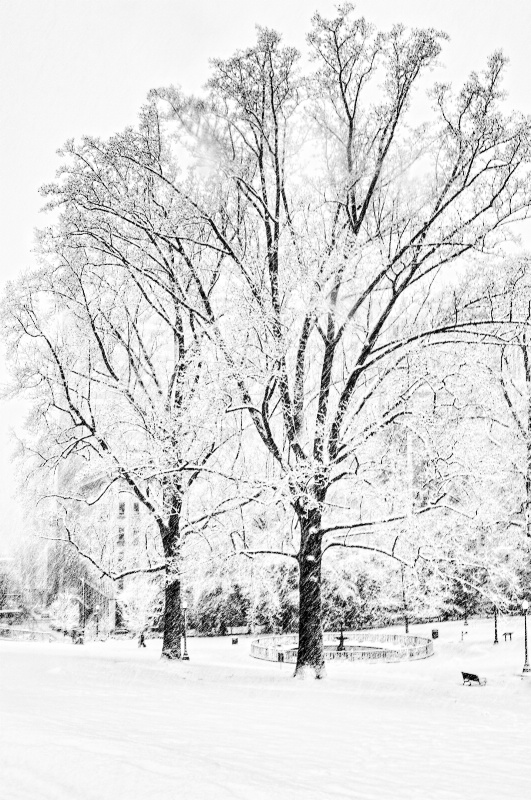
xmin=4 ymin=6 xmax=531 ymax=679
xmin=154 ymin=8 xmax=531 ymax=676
xmin=117 ymin=576 xmax=162 ymax=635
xmin=48 ymin=592 xmax=79 ymax=631
xmin=2 ymin=179 xmax=242 ymax=658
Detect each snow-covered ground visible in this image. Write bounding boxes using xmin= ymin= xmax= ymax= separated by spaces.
xmin=1 ymin=618 xmax=530 ymax=800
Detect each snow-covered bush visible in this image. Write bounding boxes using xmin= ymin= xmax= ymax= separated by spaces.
xmin=117 ymin=577 xmax=162 ymax=633
xmin=48 ymin=592 xmax=79 ymax=630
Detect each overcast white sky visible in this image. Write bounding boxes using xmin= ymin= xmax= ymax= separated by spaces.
xmin=1 ymin=0 xmax=530 ymax=549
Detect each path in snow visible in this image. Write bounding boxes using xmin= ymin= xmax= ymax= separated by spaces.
xmin=1 ymin=618 xmax=530 ymax=799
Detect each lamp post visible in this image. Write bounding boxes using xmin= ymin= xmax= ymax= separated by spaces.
xmin=81 ymin=577 xmax=86 ymax=636
xmin=401 ymin=564 xmax=409 ymax=634
xmin=523 ymin=600 xmax=530 ymax=675
xmin=493 ymin=605 xmax=498 ymax=645
xmin=182 ymin=600 xmax=190 ymax=661
xmin=95 ymin=603 xmax=100 ymax=639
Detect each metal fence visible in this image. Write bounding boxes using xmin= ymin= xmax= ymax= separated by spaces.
xmin=250 ymin=631 xmax=434 ymax=664
xmin=0 ymin=627 xmax=56 ymax=643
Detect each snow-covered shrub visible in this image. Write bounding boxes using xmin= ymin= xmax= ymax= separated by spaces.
xmin=48 ymin=592 xmax=79 ymax=630
xmin=116 ymin=577 xmax=162 ymax=633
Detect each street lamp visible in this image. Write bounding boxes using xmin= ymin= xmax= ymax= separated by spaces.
xmin=493 ymin=605 xmax=498 ymax=645
xmin=401 ymin=564 xmax=409 ymax=634
xmin=523 ymin=600 xmax=530 ymax=675
xmin=182 ymin=600 xmax=190 ymax=661
xmin=95 ymin=604 xmax=100 ymax=639
xmin=81 ymin=577 xmax=86 ymax=636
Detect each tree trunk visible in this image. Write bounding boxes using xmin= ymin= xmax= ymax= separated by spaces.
xmin=294 ymin=514 xmax=325 ymax=679
xmin=161 ymin=512 xmax=183 ymax=660
xmin=161 ymin=570 xmax=182 ymax=659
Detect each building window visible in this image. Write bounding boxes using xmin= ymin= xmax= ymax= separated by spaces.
xmin=133 ymin=502 xmax=140 ymax=515
xmin=118 ymin=501 xmax=125 ymax=518
xmin=118 ymin=527 xmax=125 ymax=545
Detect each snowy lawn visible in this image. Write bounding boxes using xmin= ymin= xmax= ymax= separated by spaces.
xmin=1 ymin=618 xmax=530 ymax=800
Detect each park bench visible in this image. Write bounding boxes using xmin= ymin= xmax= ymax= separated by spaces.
xmin=462 ymin=671 xmax=486 ymax=686
xmin=502 ymin=632 xmax=513 ymax=642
